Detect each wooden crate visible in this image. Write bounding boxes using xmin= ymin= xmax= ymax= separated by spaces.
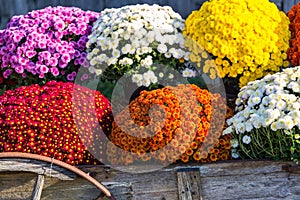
xmin=0 ymin=158 xmax=299 ymax=200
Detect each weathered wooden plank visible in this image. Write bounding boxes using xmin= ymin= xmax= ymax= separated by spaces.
xmin=1 ymin=160 xmax=300 ymax=200
xmin=32 ymin=175 xmax=45 ymax=200
xmin=283 ymin=0 xmax=297 ymax=13
xmin=0 ymin=0 xmax=298 ymax=29
xmin=0 ymin=159 xmax=75 ymax=180
xmin=0 ymin=172 xmax=37 ymax=200
xmin=35 ymin=0 xmax=56 ymax=10
xmin=200 ymin=173 xmax=300 ymax=199
xmin=177 ymin=169 xmax=202 ymax=200
xmin=81 ymin=160 xmax=300 ymax=200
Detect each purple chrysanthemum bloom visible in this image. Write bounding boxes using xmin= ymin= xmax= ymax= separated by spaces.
xmin=15 ymin=65 xmax=24 ymax=74
xmin=66 ymin=73 xmax=74 ymax=81
xmin=61 ymin=54 xmax=71 ymax=63
xmin=50 ymin=67 xmax=59 ymax=77
xmin=71 ymin=71 xmax=77 ymax=77
xmin=0 ymin=6 xmax=100 ymax=88
xmin=3 ymin=69 xmax=13 ymax=78
xmin=40 ymin=65 xmax=49 ymax=74
xmin=80 ymin=73 xmax=89 ymax=81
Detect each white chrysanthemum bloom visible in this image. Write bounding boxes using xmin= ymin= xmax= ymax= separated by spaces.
xmin=165 ymin=52 xmax=172 ymax=58
xmin=245 ymin=120 xmax=253 ymax=132
xmin=144 ymin=55 xmax=153 ymax=67
xmin=284 ymin=68 xmax=294 ymax=76
xmin=106 ymin=57 xmax=118 ymax=65
xmin=289 ymin=110 xmax=300 ymax=120
xmin=189 ymin=69 xmax=196 ymax=77
xmin=158 ymin=72 xmax=164 ymax=78
xmin=286 ymin=95 xmax=297 ymax=104
xmin=265 ymin=85 xmax=276 ymax=95
xmin=109 ymin=39 xmax=119 ymax=50
xmin=250 ymin=113 xmax=263 ymax=129
xmin=223 ymin=126 xmax=233 ymax=135
xmin=142 ymin=70 xmax=155 ymax=83
xmin=182 ymin=68 xmax=190 ymax=78
xmin=121 ymin=44 xmax=131 ymax=54
xmin=95 ymin=69 xmax=103 ymax=76
xmin=226 ymin=118 xmax=234 ymax=126
xmin=269 ymin=99 xmax=277 ymax=109
xmin=235 ymin=98 xmax=243 ymax=106
xmin=168 ymin=73 xmax=174 ymax=79
xmin=142 ymin=79 xmax=151 ymax=87
xmin=287 ymin=81 xmax=300 ymax=93
xmin=88 ymin=66 xmax=96 ymax=73
xmin=235 ymin=123 xmax=245 ymax=134
xmin=242 ymin=135 xmax=251 ymax=144
xmin=136 ymin=48 xmax=144 ymax=55
xmin=146 ymin=31 xmax=155 ymax=43
xmin=98 ymin=54 xmax=107 ymax=62
xmin=136 ymin=80 xmax=143 ymax=87
xmin=249 ymin=96 xmax=261 ymax=107
xmin=230 ymin=139 xmax=239 ymax=148
xmin=157 ymin=43 xmax=168 ymax=54
xmin=283 ymin=116 xmax=294 ymax=130
xmin=231 ymin=150 xmax=240 ymax=159
xmin=91 ymin=48 xmax=100 ymax=55
xmin=266 ymin=108 xmax=280 ymax=120
xmin=253 ymin=90 xmax=263 ymax=98
xmin=270 ymin=122 xmax=278 ymax=131
xmin=119 ymin=57 xmax=133 ymax=65
xmin=132 ymin=74 xmax=143 ymax=83
xmin=150 ymin=75 xmax=158 ymax=84
xmin=129 ymin=46 xmax=136 ymax=54
xmin=243 ymin=107 xmax=252 ymax=118
xmin=90 ymin=57 xmax=98 ymax=66
xmin=276 ymin=99 xmax=286 ymax=111
xmin=112 ymin=32 xmax=119 ymax=40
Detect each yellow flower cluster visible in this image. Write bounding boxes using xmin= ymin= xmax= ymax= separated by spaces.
xmin=184 ymin=0 xmax=290 ymax=87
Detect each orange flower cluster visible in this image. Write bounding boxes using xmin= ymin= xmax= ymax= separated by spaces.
xmin=288 ymin=3 xmax=300 ymax=65
xmin=107 ymin=84 xmax=231 ymax=165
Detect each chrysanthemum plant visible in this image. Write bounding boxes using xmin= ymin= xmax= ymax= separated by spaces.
xmin=0 ymin=6 xmax=99 ymax=94
xmin=0 ymin=81 xmax=113 ymax=165
xmin=184 ymin=0 xmax=290 ymax=95
xmin=223 ymin=67 xmax=300 ymax=163
xmin=288 ymin=2 xmax=300 ymax=66
xmin=84 ymin=4 xmax=217 ymax=97
xmin=107 ymin=84 xmax=232 ymax=165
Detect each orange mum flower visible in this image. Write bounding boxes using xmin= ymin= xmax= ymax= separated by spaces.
xmin=108 ymin=84 xmax=232 ymax=164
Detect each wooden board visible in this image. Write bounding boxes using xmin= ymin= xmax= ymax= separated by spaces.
xmin=0 ymin=0 xmax=297 ymax=29
xmin=0 ymin=159 xmax=300 ymax=200
xmin=177 ymin=168 xmax=202 ymax=200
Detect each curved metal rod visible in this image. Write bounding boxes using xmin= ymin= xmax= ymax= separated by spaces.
xmin=0 ymin=152 xmax=115 ymax=200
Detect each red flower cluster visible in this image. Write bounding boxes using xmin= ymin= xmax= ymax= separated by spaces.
xmin=288 ymin=3 xmax=300 ymax=65
xmin=107 ymin=84 xmax=231 ymax=165
xmin=0 ymin=81 xmax=112 ymax=165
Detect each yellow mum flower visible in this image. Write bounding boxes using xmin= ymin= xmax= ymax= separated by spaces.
xmin=184 ymin=0 xmax=290 ymax=88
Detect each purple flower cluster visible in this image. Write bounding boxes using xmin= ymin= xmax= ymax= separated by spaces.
xmin=0 ymin=6 xmax=99 ymax=89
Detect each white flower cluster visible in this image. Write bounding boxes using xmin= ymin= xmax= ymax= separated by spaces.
xmin=86 ymin=4 xmax=196 ymax=86
xmin=224 ymin=67 xmax=300 ymax=134
xmin=132 ymin=70 xmax=157 ymax=87
xmin=223 ymin=66 xmax=300 ymax=156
